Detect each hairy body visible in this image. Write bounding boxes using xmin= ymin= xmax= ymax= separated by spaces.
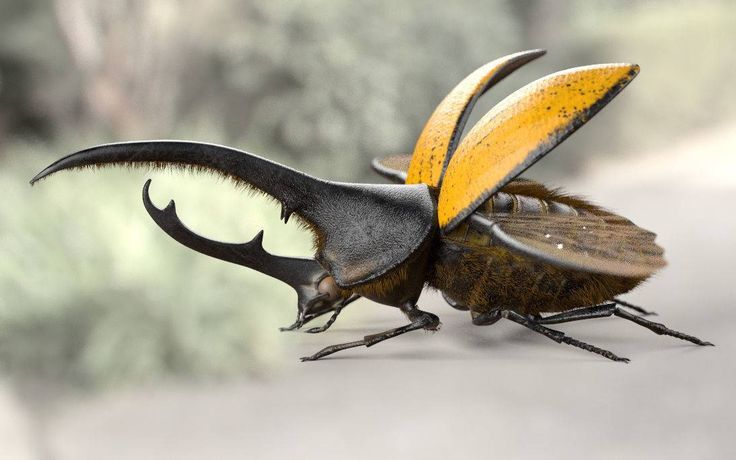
xmin=430 ymin=180 xmax=643 ymax=315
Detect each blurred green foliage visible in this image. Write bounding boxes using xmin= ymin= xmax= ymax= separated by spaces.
xmin=0 ymin=0 xmax=734 ymax=387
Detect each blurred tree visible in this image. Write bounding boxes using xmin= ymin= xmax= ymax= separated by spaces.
xmin=52 ymin=0 xmax=236 ymax=137
xmin=0 ymin=0 xmax=66 ymax=143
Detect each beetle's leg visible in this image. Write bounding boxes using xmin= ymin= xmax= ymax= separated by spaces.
xmin=442 ymin=292 xmax=470 ymax=311
xmin=304 ymin=307 xmax=344 ymax=333
xmin=472 ymin=308 xmax=503 ymax=325
xmin=613 ymin=308 xmax=713 ymax=346
xmin=502 ymin=310 xmax=630 ymax=362
xmin=304 ymin=294 xmax=361 ymax=333
xmin=535 ymin=303 xmax=617 ymax=325
xmin=300 ymin=304 xmax=440 ymax=361
xmin=279 ymin=317 xmax=304 ymax=332
xmin=613 ymin=298 xmax=657 ymax=316
xmin=279 ymin=294 xmax=331 ymax=331
xmin=534 ymin=304 xmax=713 ymax=346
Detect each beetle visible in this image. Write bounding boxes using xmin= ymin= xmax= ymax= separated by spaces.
xmin=31 ymin=49 xmax=712 ymax=362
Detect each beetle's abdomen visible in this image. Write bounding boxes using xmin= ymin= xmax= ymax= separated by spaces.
xmin=430 ymin=239 xmax=641 ymax=315
xmin=429 ymin=185 xmax=643 ymax=315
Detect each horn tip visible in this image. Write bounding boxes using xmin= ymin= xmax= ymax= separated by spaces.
xmin=142 ymin=178 xmax=153 ymax=200
xmin=250 ymin=230 xmax=265 ymax=248
xmin=29 ymin=168 xmax=50 ymax=185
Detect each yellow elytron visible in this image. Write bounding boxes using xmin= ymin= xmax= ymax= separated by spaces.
xmin=401 ymin=50 xmax=639 ymax=232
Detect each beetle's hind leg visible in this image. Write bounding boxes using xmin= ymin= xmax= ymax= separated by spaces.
xmin=613 ymin=298 xmax=657 ymax=316
xmin=536 ymin=304 xmax=713 ymax=346
xmin=613 ymin=308 xmax=713 ymax=346
xmin=300 ymin=304 xmax=440 ymax=361
xmin=502 ymin=310 xmax=630 ymax=362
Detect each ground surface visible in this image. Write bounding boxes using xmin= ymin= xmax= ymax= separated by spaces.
xmin=3 ymin=125 xmax=735 ymax=459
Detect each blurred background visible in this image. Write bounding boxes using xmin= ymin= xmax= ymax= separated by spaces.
xmin=1 ymin=1 xmax=735 ymax=458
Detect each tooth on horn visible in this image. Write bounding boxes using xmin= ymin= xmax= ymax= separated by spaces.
xmin=280 ymin=204 xmax=294 ymax=224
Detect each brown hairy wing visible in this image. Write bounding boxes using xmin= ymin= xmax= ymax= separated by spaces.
xmin=468 ymin=212 xmax=666 ymax=277
xmin=371 ymin=154 xmax=411 ymax=183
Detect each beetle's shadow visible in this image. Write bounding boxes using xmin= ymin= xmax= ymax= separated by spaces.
xmin=305 ymin=313 xmax=706 ymax=363
xmin=455 ymin=320 xmax=705 ymax=360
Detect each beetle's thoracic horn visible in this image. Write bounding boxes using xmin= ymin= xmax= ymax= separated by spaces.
xmin=31 ymin=141 xmax=435 ymax=287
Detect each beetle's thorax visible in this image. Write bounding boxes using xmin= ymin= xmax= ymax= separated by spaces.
xmin=337 ymin=227 xmax=437 ymax=307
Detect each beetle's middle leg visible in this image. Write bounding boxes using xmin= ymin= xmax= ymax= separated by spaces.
xmin=612 ymin=298 xmax=657 ymax=316
xmin=300 ymin=303 xmax=440 ymax=361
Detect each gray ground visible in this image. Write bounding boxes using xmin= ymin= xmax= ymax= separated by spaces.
xmin=3 ymin=125 xmax=735 ymax=459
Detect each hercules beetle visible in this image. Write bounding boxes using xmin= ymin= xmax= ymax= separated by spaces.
xmin=31 ymin=50 xmax=712 ymax=362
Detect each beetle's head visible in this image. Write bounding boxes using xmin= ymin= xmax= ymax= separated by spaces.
xmin=281 ymin=273 xmax=358 ymax=331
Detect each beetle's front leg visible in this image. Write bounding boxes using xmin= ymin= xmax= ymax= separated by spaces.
xmin=303 ymin=294 xmax=361 ymax=333
xmin=281 ymin=286 xmax=360 ymax=333
xmin=279 ymin=293 xmax=332 ymax=332
xmin=300 ymin=303 xmax=441 ymax=361
xmin=283 ymin=294 xmax=361 ymax=333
